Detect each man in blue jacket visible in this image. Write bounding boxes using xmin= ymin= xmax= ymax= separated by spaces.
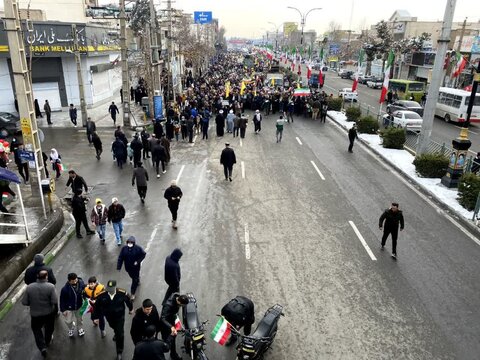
xmin=117 ymin=236 xmax=146 ymax=300
xmin=59 ymin=273 xmax=85 ymax=337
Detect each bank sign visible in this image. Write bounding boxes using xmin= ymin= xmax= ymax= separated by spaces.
xmin=194 ymin=11 xmax=212 ymax=24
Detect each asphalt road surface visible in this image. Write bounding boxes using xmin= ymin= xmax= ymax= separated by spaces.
xmin=1 ymin=112 xmax=480 ymax=360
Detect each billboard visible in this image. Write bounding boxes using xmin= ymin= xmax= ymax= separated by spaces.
xmin=153 ymin=95 xmax=163 ymax=120
xmin=283 ymin=22 xmax=297 ymax=36
xmin=194 ymin=11 xmax=213 ymax=24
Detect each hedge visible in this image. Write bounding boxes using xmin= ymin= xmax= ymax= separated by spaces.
xmin=345 ymin=106 xmax=362 ymax=122
xmin=458 ymin=173 xmax=480 ymax=211
xmin=379 ymin=128 xmax=406 ymax=149
xmin=357 ymin=115 xmax=379 ymax=134
xmin=326 ymin=97 xmax=342 ymax=112
xmin=412 ymin=153 xmax=449 ymax=178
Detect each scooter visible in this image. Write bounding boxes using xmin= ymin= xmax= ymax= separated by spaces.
xmin=181 ymin=292 xmax=209 ymax=360
xmin=231 ymin=304 xmax=284 ymax=360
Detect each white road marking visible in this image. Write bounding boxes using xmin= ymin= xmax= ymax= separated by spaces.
xmin=296 ymin=136 xmax=303 ymax=145
xmin=310 ymin=160 xmax=326 ymax=180
xmin=349 ymin=221 xmax=377 ymax=261
xmin=244 ymin=223 xmax=251 ymax=260
xmin=191 ymin=135 xmax=197 ymax=146
xmin=240 ymin=138 xmax=243 ymax=147
xmin=241 ymin=161 xmax=245 ymax=179
xmin=145 ymin=226 xmax=158 ymax=253
xmin=176 ymin=165 xmax=185 ymax=183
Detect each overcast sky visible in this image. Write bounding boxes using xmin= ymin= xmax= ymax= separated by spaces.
xmin=154 ymin=0 xmax=477 ymax=38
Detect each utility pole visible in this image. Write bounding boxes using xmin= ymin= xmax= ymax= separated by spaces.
xmin=71 ymin=24 xmax=88 ymax=127
xmin=4 ymin=0 xmax=46 ymax=218
xmin=166 ymin=0 xmax=175 ymax=104
xmin=417 ymin=0 xmax=457 ymax=155
xmin=149 ymin=0 xmax=161 ymax=93
xmin=119 ymin=0 xmax=131 ymax=127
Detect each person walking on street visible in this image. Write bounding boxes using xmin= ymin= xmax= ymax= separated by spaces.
xmin=91 ymin=198 xmax=109 ymax=243
xmin=141 ymin=127 xmax=151 ymax=160
xmin=83 ymin=276 xmax=106 ymax=338
xmin=133 ymin=325 xmax=169 ymax=360
xmin=72 ymin=189 xmax=95 ymax=238
xmin=109 ymin=101 xmax=120 ymax=126
xmin=91 ymin=131 xmax=103 ymax=160
xmin=66 ymin=170 xmax=88 ymax=194
xmin=34 ymin=99 xmax=43 ymax=118
xmin=215 ymin=110 xmax=225 ymax=137
xmin=93 ymin=280 xmax=133 ymax=360
xmin=226 ymin=109 xmax=235 ymax=133
xmin=220 ymin=142 xmax=236 ymax=182
xmin=130 ymin=298 xmax=162 ymax=345
xmin=130 ymin=134 xmax=143 ymax=167
xmin=24 ymin=253 xmax=56 ymax=286
xmin=186 ymin=116 xmax=195 ymax=143
xmin=162 ymin=248 xmax=183 ymax=305
xmin=60 ymin=273 xmax=86 ymax=338
xmin=348 ymin=124 xmax=358 ymax=153
xmin=151 ymin=139 xmax=167 ymax=178
xmin=13 ymin=143 xmax=29 ymax=184
xmin=44 ymin=100 xmax=52 ymax=125
xmin=69 ymin=104 xmax=78 ymax=127
xmin=164 ymin=180 xmax=182 ymax=229
xmin=160 ymin=293 xmax=189 ymax=360
xmin=238 ymin=114 xmax=248 ymax=139
xmin=49 ymin=148 xmax=62 ymax=179
xmin=112 ymin=137 xmax=127 ymax=169
xmin=253 ymin=109 xmax=262 ymax=133
xmin=233 ymin=113 xmax=240 ymax=137
xmin=132 ymin=162 xmax=149 ymax=203
xmin=86 ymin=117 xmax=96 ymax=144
xmin=159 ymin=135 xmax=171 ymax=164
xmin=22 ymin=270 xmax=58 ymax=358
xmin=108 ymin=197 xmax=126 ymax=246
xmin=320 ymin=102 xmax=328 ymax=123
xmin=287 ymin=101 xmax=294 ymax=122
xmin=379 ymin=202 xmax=405 ymax=259
xmin=276 ymin=115 xmax=287 ymax=143
xmin=117 ymin=236 xmax=146 ymax=300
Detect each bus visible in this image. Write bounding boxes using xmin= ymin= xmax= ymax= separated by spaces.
xmin=435 ymin=87 xmax=480 ymax=123
xmin=388 ymin=80 xmax=425 ymax=102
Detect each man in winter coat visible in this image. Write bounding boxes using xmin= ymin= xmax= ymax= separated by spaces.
xmin=132 ymin=162 xmax=149 ymax=203
xmin=91 ymin=198 xmax=109 ymax=243
xmin=108 ymin=197 xmax=126 ymax=246
xmin=238 ymin=114 xmax=248 ymax=139
xmin=22 ymin=270 xmax=58 ymax=358
xmin=163 ymin=180 xmax=182 ymax=229
xmin=151 ymin=140 xmax=167 ymax=178
xmin=348 ymin=124 xmax=359 ymax=153
xmin=86 ymin=117 xmax=96 ymax=144
xmin=71 ymin=189 xmax=95 ymax=238
xmin=130 ymin=134 xmax=143 ymax=167
xmin=141 ymin=128 xmax=151 ymax=160
xmin=154 ymin=120 xmax=164 ymax=139
xmin=379 ymin=202 xmax=405 ymax=259
xmin=186 ymin=116 xmax=195 ymax=143
xmin=91 ymin=131 xmax=103 ymax=160
xmin=162 ymin=248 xmax=183 ymax=305
xmin=159 ymin=135 xmax=171 ymax=163
xmin=112 ymin=137 xmax=127 ymax=169
xmin=44 ymin=100 xmax=52 ymax=125
xmin=109 ymin=101 xmax=119 ymax=125
xmin=66 ymin=170 xmax=88 ymax=194
xmin=60 ymin=273 xmax=86 ymax=337
xmin=93 ymin=280 xmax=133 ymax=360
xmin=117 ymin=236 xmax=146 ymax=300
xmin=69 ymin=104 xmax=78 ymax=127
xmin=83 ymin=276 xmax=106 ymax=338
xmin=215 ymin=110 xmax=225 ymax=137
xmin=220 ymin=143 xmax=236 ymax=182
xmin=221 ymin=296 xmax=255 ymax=336
xmin=253 ymin=109 xmax=262 ymax=133
xmin=24 ymin=253 xmax=56 ymax=286
xmin=133 ymin=325 xmax=169 ymax=360
xmin=130 ymin=298 xmax=162 ymax=345
xmin=160 ymin=293 xmax=189 ymax=360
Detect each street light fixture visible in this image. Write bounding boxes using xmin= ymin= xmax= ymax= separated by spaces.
xmin=268 ymin=22 xmax=282 ymax=51
xmin=287 ymin=6 xmax=322 ymax=46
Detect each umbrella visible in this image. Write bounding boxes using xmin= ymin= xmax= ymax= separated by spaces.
xmin=293 ymin=88 xmax=311 ymax=97
xmin=0 ymin=167 xmax=21 ymax=184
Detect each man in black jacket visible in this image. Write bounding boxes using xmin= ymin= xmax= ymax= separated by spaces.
xmin=130 ymin=299 xmax=162 ymax=345
xmin=348 ymin=124 xmax=358 ymax=153
xmin=379 ymin=202 xmax=405 ymax=259
xmin=221 ymin=296 xmax=255 ymax=336
xmin=130 ymin=134 xmax=143 ymax=168
xmin=108 ymin=197 xmax=126 ymax=246
xmin=220 ymin=143 xmax=236 ymax=182
xmin=164 ymin=180 xmax=182 ymax=229
xmin=133 ymin=325 xmax=169 ymax=360
xmin=24 ymin=254 xmax=56 ymax=285
xmin=160 ymin=293 xmax=189 ymax=360
xmin=162 ymin=248 xmax=183 ymax=305
xmin=66 ymin=170 xmax=88 ymax=194
xmin=71 ymin=190 xmax=95 ymax=238
xmin=117 ymin=236 xmax=146 ymax=300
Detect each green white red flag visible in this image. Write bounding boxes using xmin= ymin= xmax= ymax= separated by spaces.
xmin=379 ymin=50 xmax=395 ymax=104
xmin=307 ymin=63 xmax=312 ymax=79
xmin=452 ymin=53 xmax=466 ymax=78
xmin=79 ymin=299 xmax=93 ymax=317
xmin=210 ymin=316 xmax=231 ymax=345
xmin=352 ymin=49 xmax=364 ymax=92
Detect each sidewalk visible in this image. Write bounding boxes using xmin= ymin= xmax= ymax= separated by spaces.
xmin=327 ymin=110 xmax=480 ymax=237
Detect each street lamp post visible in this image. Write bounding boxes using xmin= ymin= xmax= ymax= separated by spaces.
xmin=268 ymin=22 xmax=282 ymax=51
xmin=287 ymin=6 xmax=321 ymax=46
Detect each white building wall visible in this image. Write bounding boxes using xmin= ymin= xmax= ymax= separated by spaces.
xmin=17 ymin=0 xmax=87 ymax=23
xmin=61 ymin=57 xmax=81 ymax=107
xmin=0 ymin=59 xmax=15 ymax=113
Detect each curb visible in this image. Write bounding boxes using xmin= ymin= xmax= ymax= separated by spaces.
xmin=327 ymin=113 xmax=480 ymax=238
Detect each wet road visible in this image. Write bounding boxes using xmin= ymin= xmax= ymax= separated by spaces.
xmin=1 ymin=113 xmax=480 ymax=360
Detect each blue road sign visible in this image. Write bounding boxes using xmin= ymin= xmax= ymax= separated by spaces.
xmin=329 ymin=44 xmax=340 ymax=54
xmin=19 ymin=150 xmax=35 ymax=162
xmin=194 ymin=11 xmax=212 ymax=24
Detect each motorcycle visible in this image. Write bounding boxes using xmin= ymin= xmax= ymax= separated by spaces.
xmin=231 ymin=304 xmax=284 ymax=360
xmin=181 ymin=292 xmax=209 ymax=360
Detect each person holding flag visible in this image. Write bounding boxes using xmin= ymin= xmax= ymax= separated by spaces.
xmin=59 ymin=273 xmax=86 ymax=338
xmin=83 ymin=276 xmax=106 ymax=338
xmin=160 ymin=293 xmax=189 ymax=360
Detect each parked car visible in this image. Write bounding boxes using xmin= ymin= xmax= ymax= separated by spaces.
xmin=383 ymin=110 xmax=423 ymax=133
xmin=387 ymin=100 xmax=424 ymax=116
xmin=338 ymin=88 xmax=358 ymax=102
xmin=340 ymin=70 xmax=354 ymax=79
xmin=359 ymin=74 xmax=375 ymax=84
xmin=0 ymin=112 xmax=21 ymax=138
xmin=337 ymin=68 xmax=348 ymax=76
xmin=349 ymin=72 xmax=363 ymax=80
xmin=366 ymin=76 xmax=384 ymax=89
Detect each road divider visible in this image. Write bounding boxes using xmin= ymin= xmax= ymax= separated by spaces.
xmin=348 ymin=221 xmax=377 ymax=261
xmin=310 ymin=161 xmax=325 ymax=180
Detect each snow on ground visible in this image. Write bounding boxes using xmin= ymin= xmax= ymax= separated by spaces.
xmin=327 ymin=111 xmax=474 ymax=221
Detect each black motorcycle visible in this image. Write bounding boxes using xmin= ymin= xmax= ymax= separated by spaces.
xmin=231 ymin=304 xmax=284 ymax=360
xmin=181 ymin=292 xmax=209 ymax=360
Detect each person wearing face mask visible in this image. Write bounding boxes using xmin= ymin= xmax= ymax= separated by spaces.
xmin=117 ymin=236 xmax=146 ymax=301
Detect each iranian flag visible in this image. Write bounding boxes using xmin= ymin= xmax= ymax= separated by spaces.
xmin=452 ymin=53 xmax=466 ymax=78
xmin=210 ymin=316 xmax=231 ymax=345
xmin=175 ymin=316 xmax=182 ymax=331
xmin=79 ymin=299 xmax=93 ymax=317
xmin=379 ymin=50 xmax=395 ymax=104
xmin=318 ymin=48 xmax=324 ymax=87
xmin=352 ymin=49 xmax=364 ymax=92
xmin=307 ymin=63 xmax=312 ymax=79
